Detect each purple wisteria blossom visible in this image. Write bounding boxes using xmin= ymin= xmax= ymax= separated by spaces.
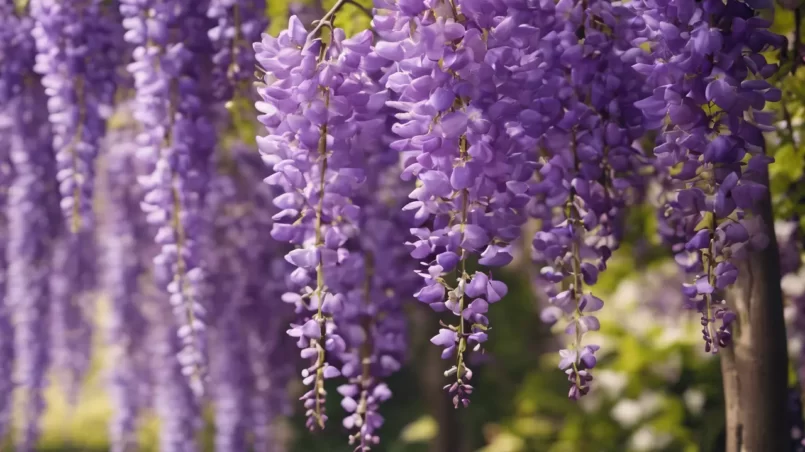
xmin=0 ymin=112 xmax=13 ymax=445
xmin=102 ymin=106 xmax=154 ymax=452
xmin=338 ymin=164 xmax=416 ymax=449
xmin=633 ymin=0 xmax=783 ymax=353
xmin=151 ymin=301 xmax=202 ymax=452
xmin=2 ymin=5 xmax=59 ymax=448
xmin=373 ymin=0 xmax=536 ymax=407
xmin=30 ymin=0 xmax=119 ymax=232
xmin=207 ymin=0 xmax=268 ymax=101
xmin=29 ymin=0 xmax=121 ymax=407
xmin=121 ymin=0 xmax=216 ymax=395
xmin=255 ymin=16 xmax=385 ymax=429
xmin=204 ymin=142 xmax=295 ymax=452
xmin=535 ymin=0 xmax=648 ymax=399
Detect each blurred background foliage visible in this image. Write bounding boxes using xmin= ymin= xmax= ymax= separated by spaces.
xmin=27 ymin=0 xmax=805 ymax=451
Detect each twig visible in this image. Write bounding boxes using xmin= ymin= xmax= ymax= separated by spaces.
xmin=308 ymin=0 xmax=372 ymax=41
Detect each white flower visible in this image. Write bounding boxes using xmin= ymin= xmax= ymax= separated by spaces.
xmin=630 ymin=426 xmax=672 ymax=451
xmin=597 ymin=370 xmax=628 ymax=397
xmin=611 ymin=399 xmax=642 ymax=427
xmin=683 ymin=389 xmax=705 ymax=415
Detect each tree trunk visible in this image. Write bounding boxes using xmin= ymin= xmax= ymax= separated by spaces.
xmin=411 ymin=307 xmax=467 ymax=452
xmin=720 ymin=170 xmax=789 ymax=452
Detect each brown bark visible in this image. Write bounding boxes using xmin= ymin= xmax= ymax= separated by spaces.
xmin=720 ymin=172 xmax=789 ymax=452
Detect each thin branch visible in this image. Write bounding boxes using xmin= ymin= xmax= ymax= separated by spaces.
xmin=308 ymin=0 xmax=372 ymax=41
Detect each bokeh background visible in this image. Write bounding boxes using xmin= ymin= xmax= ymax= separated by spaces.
xmin=18 ymin=0 xmax=805 ymax=451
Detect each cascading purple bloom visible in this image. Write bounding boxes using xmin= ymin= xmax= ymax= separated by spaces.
xmin=255 ymin=16 xmax=384 ymax=429
xmin=205 ymin=175 xmax=249 ymax=452
xmin=7 ymin=90 xmax=57 ymax=452
xmin=632 ymin=0 xmax=783 ymax=353
xmin=121 ymin=0 xmax=216 ymax=395
xmin=337 ymin=162 xmax=415 ymax=449
xmin=196 ymin=142 xmax=297 ymax=452
xmin=210 ymin=310 xmax=251 ymax=452
xmin=29 ymin=0 xmax=120 ymax=406
xmin=207 ymin=0 xmax=268 ymax=101
xmin=29 ymin=0 xmax=118 ymax=232
xmin=245 ymin=259 xmax=296 ymax=452
xmin=373 ymin=0 xmax=548 ymax=406
xmin=0 ymin=113 xmax=13 ymax=445
xmin=204 ymin=148 xmax=270 ymax=452
xmin=49 ymin=230 xmax=96 ymax=405
xmin=1 ymin=0 xmax=29 ymax=103
xmin=102 ymin=107 xmax=154 ymax=452
xmin=150 ymin=301 xmax=202 ymax=452
xmin=0 ymin=2 xmax=18 ymax=430
xmin=523 ymin=0 xmax=649 ymax=399
xmin=220 ymin=144 xmax=297 ymax=452
xmin=2 ymin=5 xmax=59 ymax=448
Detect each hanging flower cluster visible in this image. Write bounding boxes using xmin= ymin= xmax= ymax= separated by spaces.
xmin=373 ymin=0 xmax=546 ymax=408
xmin=121 ymin=0 xmax=217 ymax=395
xmin=633 ymin=0 xmax=783 ymax=353
xmin=524 ymin=0 xmax=651 ymax=399
xmin=0 ymin=0 xmax=794 ymax=450
xmin=255 ymin=12 xmax=405 ymax=430
xmin=207 ymin=0 xmax=269 ymax=101
xmin=102 ymin=107 xmax=154 ymax=452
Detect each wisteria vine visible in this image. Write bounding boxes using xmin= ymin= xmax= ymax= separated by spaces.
xmin=0 ymin=0 xmax=799 ymax=450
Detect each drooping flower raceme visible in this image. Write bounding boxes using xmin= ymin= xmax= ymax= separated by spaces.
xmin=121 ymin=0 xmax=216 ymax=395
xmin=102 ymin=107 xmax=154 ymax=452
xmin=0 ymin=111 xmax=13 ymax=446
xmin=2 ymin=6 xmax=61 ymax=449
xmin=7 ymin=90 xmax=58 ymax=452
xmin=255 ymin=16 xmax=387 ymax=429
xmin=337 ymin=157 xmax=416 ymax=449
xmin=150 ymin=299 xmax=202 ymax=452
xmin=205 ymin=172 xmax=253 ymax=452
xmin=523 ymin=0 xmax=649 ymax=399
xmin=633 ymin=0 xmax=783 ymax=353
xmin=30 ymin=0 xmax=119 ymax=233
xmin=372 ymin=0 xmax=540 ymax=408
xmin=226 ymin=145 xmax=297 ymax=452
xmin=0 ymin=2 xmax=19 ymax=432
xmin=203 ymin=142 xmax=294 ymax=452
xmin=29 ymin=0 xmax=119 ymax=407
xmin=207 ymin=0 xmax=268 ymax=101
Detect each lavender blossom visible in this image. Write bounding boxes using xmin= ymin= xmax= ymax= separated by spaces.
xmin=373 ymin=0 xmax=539 ymax=407
xmin=0 ymin=111 xmax=13 ymax=445
xmin=121 ymin=0 xmax=216 ymax=395
xmin=102 ymin=107 xmax=154 ymax=452
xmin=337 ymin=163 xmax=416 ymax=449
xmin=214 ymin=144 xmax=296 ymax=451
xmin=150 ymin=301 xmax=202 ymax=452
xmin=30 ymin=0 xmax=119 ymax=232
xmin=632 ymin=0 xmax=783 ymax=353
xmin=207 ymin=0 xmax=268 ymax=101
xmin=255 ymin=16 xmax=384 ymax=429
xmin=7 ymin=85 xmax=58 ymax=452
